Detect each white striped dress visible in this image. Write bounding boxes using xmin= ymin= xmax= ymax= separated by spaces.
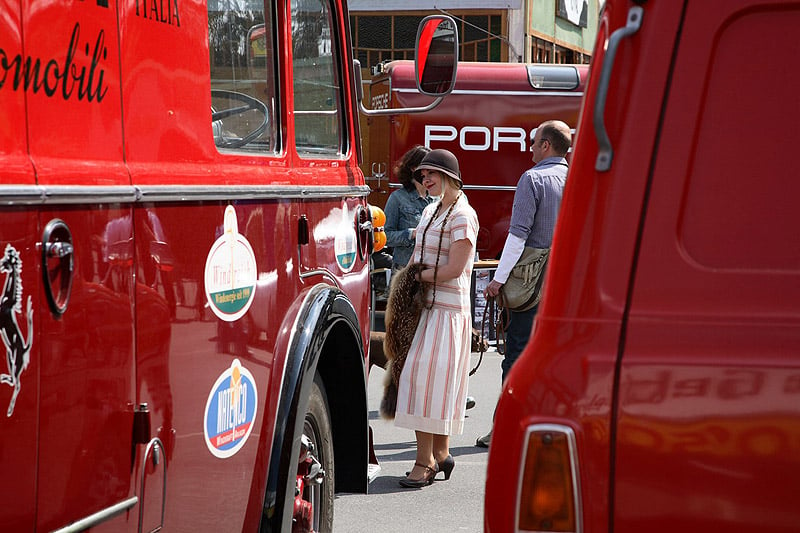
xmin=394 ymin=195 xmax=479 ymax=435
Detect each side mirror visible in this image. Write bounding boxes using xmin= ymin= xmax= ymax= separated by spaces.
xmin=357 ymin=15 xmax=459 ymax=117
xmin=415 ymin=15 xmax=458 ymax=97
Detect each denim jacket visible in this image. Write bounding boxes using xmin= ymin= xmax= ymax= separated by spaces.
xmin=383 ymin=186 xmax=433 ymax=267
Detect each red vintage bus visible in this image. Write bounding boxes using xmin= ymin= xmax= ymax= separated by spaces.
xmin=0 ymin=1 xmax=456 ymax=531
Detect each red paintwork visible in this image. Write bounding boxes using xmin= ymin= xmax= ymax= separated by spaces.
xmin=0 ymin=0 xmax=371 ymax=530
xmin=0 ymin=0 xmax=34 ymax=185
xmin=24 ymin=1 xmax=129 ymax=187
xmin=486 ymin=1 xmax=800 ymax=532
xmin=364 ymin=60 xmax=587 ymax=258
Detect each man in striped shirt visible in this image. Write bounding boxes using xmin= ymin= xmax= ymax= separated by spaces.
xmin=476 ymin=120 xmax=572 ymax=448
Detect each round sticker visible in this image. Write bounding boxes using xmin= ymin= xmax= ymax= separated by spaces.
xmin=205 ymin=206 xmax=257 ymax=322
xmin=203 ymin=359 xmax=258 ymax=458
xmin=334 ymin=215 xmax=357 ymax=273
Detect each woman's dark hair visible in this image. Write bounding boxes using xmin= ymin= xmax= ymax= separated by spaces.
xmin=393 ymin=145 xmax=431 ymax=190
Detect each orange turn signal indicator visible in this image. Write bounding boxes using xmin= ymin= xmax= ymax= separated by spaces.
xmin=369 ymin=205 xmax=386 ymax=228
xmin=517 ymin=425 xmax=581 ymax=533
xmin=373 ymin=229 xmax=387 ymax=252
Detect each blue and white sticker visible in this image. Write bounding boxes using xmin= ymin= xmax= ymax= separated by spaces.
xmin=203 ymin=359 xmax=258 ymax=458
xmin=204 ymin=206 xmax=257 ymax=322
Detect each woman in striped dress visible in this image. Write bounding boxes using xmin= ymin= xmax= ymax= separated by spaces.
xmin=395 ymin=149 xmax=479 ymax=488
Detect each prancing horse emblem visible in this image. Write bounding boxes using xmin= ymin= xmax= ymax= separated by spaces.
xmin=0 ymin=244 xmax=33 ymax=417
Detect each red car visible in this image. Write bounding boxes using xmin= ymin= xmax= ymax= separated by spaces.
xmin=485 ymin=1 xmax=800 ymax=532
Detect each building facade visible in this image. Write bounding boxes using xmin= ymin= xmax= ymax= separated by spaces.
xmin=348 ymin=0 xmax=600 ymax=68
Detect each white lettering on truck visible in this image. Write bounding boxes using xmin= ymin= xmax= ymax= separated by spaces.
xmin=425 ymin=125 xmax=575 ymax=152
xmin=425 ymin=124 xmax=534 ymax=152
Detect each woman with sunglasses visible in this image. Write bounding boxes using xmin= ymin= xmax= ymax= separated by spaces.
xmin=394 ymin=148 xmax=479 ymax=488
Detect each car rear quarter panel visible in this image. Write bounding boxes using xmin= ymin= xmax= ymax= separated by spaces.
xmin=486 ymin=1 xmax=685 ymax=531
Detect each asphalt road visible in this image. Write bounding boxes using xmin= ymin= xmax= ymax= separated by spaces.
xmin=333 ymin=349 xmax=503 ymax=533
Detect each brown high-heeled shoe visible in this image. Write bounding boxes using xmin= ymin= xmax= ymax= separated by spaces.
xmin=399 ymin=462 xmax=438 ymax=488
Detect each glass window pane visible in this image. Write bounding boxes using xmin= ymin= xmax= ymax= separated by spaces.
xmin=358 ymin=16 xmax=390 ymax=49
xmin=490 ymin=15 xmax=501 ymax=36
xmin=394 ymin=16 xmax=421 ymax=50
xmin=477 ymin=40 xmax=488 ymax=62
xmin=465 ymin=16 xmax=487 ymax=43
xmin=293 ymin=0 xmax=343 ymax=157
xmin=490 ymin=38 xmax=501 ymax=62
xmin=208 ymin=1 xmax=278 ymax=153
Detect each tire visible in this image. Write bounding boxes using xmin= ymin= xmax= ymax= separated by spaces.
xmin=298 ymin=375 xmax=335 ymax=533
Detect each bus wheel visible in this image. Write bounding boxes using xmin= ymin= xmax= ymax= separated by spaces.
xmin=293 ymin=375 xmax=334 ymax=533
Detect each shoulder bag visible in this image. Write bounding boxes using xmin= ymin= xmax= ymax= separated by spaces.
xmin=498 ymin=247 xmax=549 ymax=312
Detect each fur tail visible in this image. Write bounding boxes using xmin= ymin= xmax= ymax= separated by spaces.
xmin=379 ymin=370 xmax=398 ymax=420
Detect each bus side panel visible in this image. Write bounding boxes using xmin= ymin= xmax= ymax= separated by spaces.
xmin=0 ymin=214 xmax=39 ymax=531
xmin=119 ymin=1 xmax=289 ymax=527
xmin=20 ymin=1 xmax=138 ymax=530
xmin=0 ymin=5 xmax=37 ymax=527
xmin=120 ymin=0 xmax=370 ymax=529
xmin=133 ymin=200 xmax=295 ymax=530
xmin=37 ymin=205 xmax=137 ymax=532
xmin=119 ymin=0 xmax=221 ymax=183
xmin=24 ymin=0 xmax=128 ymax=186
xmin=0 ymin=0 xmax=34 ymax=184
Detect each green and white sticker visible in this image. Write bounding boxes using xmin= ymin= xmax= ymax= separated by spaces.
xmin=205 ymin=206 xmax=257 ymax=322
xmin=334 ymin=205 xmax=357 ymax=273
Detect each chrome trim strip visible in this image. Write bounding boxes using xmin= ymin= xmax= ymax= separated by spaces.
xmin=0 ymin=186 xmax=137 ymax=206
xmin=51 ymin=496 xmax=138 ymax=533
xmin=379 ymin=183 xmax=517 ymax=192
xmin=516 ymin=424 xmax=582 ymax=533
xmin=0 ymin=184 xmax=370 ymax=206
xmin=394 ymin=88 xmax=584 ymax=98
xmin=299 ymin=269 xmax=341 ymax=288
xmin=44 ymin=186 xmax=139 ymax=204
xmin=138 ymin=437 xmax=167 ymax=533
xmin=0 ymin=186 xmax=45 ymax=205
xmin=462 ymin=184 xmax=517 ymax=192
xmin=136 ymin=185 xmax=370 ymax=202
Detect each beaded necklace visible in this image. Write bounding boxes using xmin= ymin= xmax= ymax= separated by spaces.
xmin=418 ymin=191 xmax=462 ymax=310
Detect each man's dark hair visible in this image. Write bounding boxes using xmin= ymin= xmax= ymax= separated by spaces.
xmin=538 ymin=121 xmax=572 ymax=156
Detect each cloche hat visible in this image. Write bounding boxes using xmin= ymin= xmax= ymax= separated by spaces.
xmin=413 ymin=149 xmax=462 ymax=188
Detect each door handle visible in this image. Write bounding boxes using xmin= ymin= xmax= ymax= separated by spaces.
xmin=594 ymin=6 xmax=643 ymax=171
xmin=46 ymin=241 xmax=74 ymax=259
xmin=41 ymin=219 xmax=74 ymax=317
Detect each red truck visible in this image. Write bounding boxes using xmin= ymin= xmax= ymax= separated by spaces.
xmin=0 ymin=2 xmax=456 ymax=531
xmin=363 ymin=60 xmax=588 ymax=259
xmin=485 ymin=1 xmax=800 ymax=532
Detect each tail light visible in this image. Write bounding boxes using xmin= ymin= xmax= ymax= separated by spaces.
xmin=517 ymin=424 xmax=582 ymax=533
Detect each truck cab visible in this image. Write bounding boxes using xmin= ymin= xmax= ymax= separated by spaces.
xmin=363 ymin=60 xmax=587 ymax=259
xmin=485 ymin=1 xmax=800 ymax=532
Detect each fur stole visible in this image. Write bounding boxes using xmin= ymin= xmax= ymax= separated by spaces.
xmin=380 ymin=262 xmax=425 ymax=419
